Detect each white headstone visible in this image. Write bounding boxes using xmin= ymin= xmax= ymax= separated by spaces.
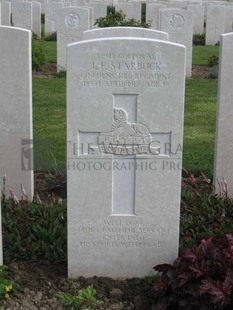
xmin=205 ymin=6 xmax=226 ymax=45
xmin=166 ymin=1 xmax=189 ymax=9
xmin=187 ymin=5 xmax=204 ymax=34
xmin=159 ymin=8 xmax=193 ymax=77
xmin=85 ymin=3 xmax=107 ymax=28
xmin=1 ymin=2 xmax=11 ymax=26
xmin=56 ymin=7 xmax=90 ymax=70
xmin=0 ymin=26 xmax=33 ymax=200
xmin=83 ymin=27 xmax=169 ymax=40
xmin=32 ymin=2 xmax=41 ymax=38
xmin=45 ymin=2 xmax=63 ymax=33
xmin=64 ymin=2 xmax=71 ymax=7
xmin=214 ymin=33 xmax=233 ymax=196
xmin=223 ymin=5 xmax=233 ymax=33
xmin=146 ymin=4 xmax=167 ymax=30
xmin=11 ymin=2 xmax=32 ymax=30
xmin=36 ymin=0 xmax=47 ymax=14
xmin=115 ymin=2 xmax=141 ymax=22
xmin=67 ymin=37 xmax=185 ymax=278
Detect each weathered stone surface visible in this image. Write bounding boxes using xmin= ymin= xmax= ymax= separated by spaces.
xmin=1 ymin=2 xmax=11 ymax=26
xmin=214 ymin=33 xmax=233 ymax=196
xmin=32 ymin=2 xmax=41 ymax=38
xmin=83 ymin=27 xmax=169 ymax=40
xmin=56 ymin=7 xmax=90 ymax=70
xmin=205 ymin=6 xmax=226 ymax=45
xmin=11 ymin=1 xmax=32 ymax=30
xmin=159 ymin=8 xmax=193 ymax=77
xmin=67 ymin=37 xmax=185 ymax=278
xmin=0 ymin=26 xmax=33 ymax=200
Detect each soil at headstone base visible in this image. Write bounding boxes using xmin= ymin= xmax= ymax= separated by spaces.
xmin=4 ymin=260 xmax=155 ymax=310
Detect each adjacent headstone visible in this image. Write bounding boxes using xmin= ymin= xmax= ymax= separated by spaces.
xmin=166 ymin=0 xmax=189 ymax=9
xmin=56 ymin=7 xmax=90 ymax=70
xmin=146 ymin=3 xmax=167 ymax=30
xmin=67 ymin=37 xmax=185 ymax=278
xmin=1 ymin=2 xmax=11 ymax=26
xmin=83 ymin=27 xmax=169 ymax=40
xmin=84 ymin=3 xmax=107 ymax=28
xmin=32 ymin=2 xmax=41 ymax=38
xmin=45 ymin=2 xmax=63 ymax=33
xmin=187 ymin=4 xmax=204 ymax=34
xmin=205 ymin=6 xmax=226 ymax=45
xmin=115 ymin=2 xmax=141 ymax=21
xmin=0 ymin=26 xmax=33 ymax=200
xmin=224 ymin=5 xmax=233 ymax=33
xmin=214 ymin=33 xmax=233 ymax=196
xmin=36 ymin=0 xmax=47 ymax=14
xmin=159 ymin=8 xmax=193 ymax=77
xmin=11 ymin=2 xmax=32 ymax=30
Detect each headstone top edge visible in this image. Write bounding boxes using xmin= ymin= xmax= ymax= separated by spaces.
xmin=83 ymin=27 xmax=168 ymax=35
xmin=0 ymin=25 xmax=31 ymax=35
xmin=221 ymin=32 xmax=233 ymax=39
xmin=54 ymin=6 xmax=90 ymax=12
xmin=67 ymin=37 xmax=187 ymax=49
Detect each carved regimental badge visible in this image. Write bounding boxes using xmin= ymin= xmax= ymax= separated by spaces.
xmin=65 ymin=13 xmax=80 ymax=28
xmin=97 ymin=108 xmax=160 ymax=155
xmin=169 ymin=14 xmax=185 ymax=29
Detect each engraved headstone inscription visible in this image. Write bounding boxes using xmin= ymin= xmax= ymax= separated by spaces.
xmin=214 ymin=33 xmax=233 ymax=196
xmin=0 ymin=26 xmax=33 ymax=200
xmin=67 ymin=37 xmax=186 ymax=278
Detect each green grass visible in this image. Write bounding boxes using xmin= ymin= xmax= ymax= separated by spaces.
xmin=183 ymin=79 xmax=217 ymax=176
xmin=33 ymin=77 xmax=66 ymax=170
xmin=42 ymin=41 xmax=56 ymax=63
xmin=192 ymin=46 xmax=219 ymax=66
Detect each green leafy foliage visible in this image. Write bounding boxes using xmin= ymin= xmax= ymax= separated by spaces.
xmin=208 ymin=65 xmax=218 ymax=79
xmin=208 ymin=54 xmax=219 ymax=67
xmin=95 ymin=10 xmax=150 ymax=28
xmin=2 ymin=198 xmax=67 ymax=263
xmin=0 ymin=266 xmax=17 ymax=305
xmin=44 ymin=32 xmax=57 ymax=41
xmin=193 ymin=33 xmax=205 ymax=46
xmin=153 ymin=235 xmax=233 ymax=310
xmin=61 ymin=285 xmax=102 ymax=309
xmin=54 ymin=70 xmax=66 ymax=78
xmin=32 ymin=38 xmax=46 ymax=71
xmin=180 ymin=178 xmax=233 ymax=251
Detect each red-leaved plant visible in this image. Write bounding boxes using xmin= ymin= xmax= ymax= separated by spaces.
xmin=152 ymin=234 xmax=233 ymax=310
